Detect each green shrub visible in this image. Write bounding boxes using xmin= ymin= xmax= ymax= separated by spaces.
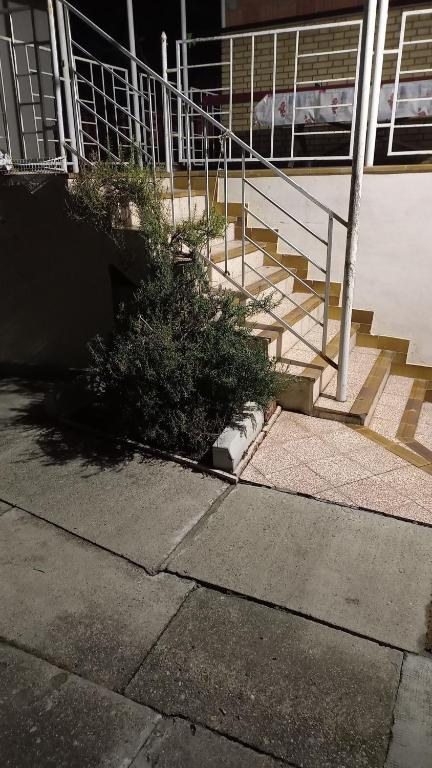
xmin=70 ymin=162 xmax=280 ymax=458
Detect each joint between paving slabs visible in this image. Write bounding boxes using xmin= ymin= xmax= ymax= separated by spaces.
xmin=129 ymin=706 xmax=299 ymax=768
xmin=120 ymin=581 xmax=199 ymax=696
xmin=163 ymin=571 xmax=411 ymax=656
xmin=8 ymin=503 xmax=157 ymax=576
xmin=383 ymin=651 xmax=406 ymax=767
xmin=157 ymin=484 xmax=235 ymax=574
xmin=238 ymin=477 xmax=432 ymax=531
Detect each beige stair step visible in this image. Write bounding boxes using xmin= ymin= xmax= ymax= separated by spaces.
xmin=314 ymin=349 xmax=395 ymax=426
xmin=263 ymin=249 xmax=309 ymax=280
xmin=244 ymin=266 xmax=292 ymax=297
xmin=211 ymin=240 xmax=265 ymax=265
xmin=252 ymin=294 xmax=324 ymax=359
xmin=313 ymin=345 xmax=382 ymax=420
xmin=210 ymin=241 xmax=271 ymax=287
xmin=394 ymin=379 xmax=432 ymax=463
xmin=161 ymin=188 xmax=206 ymax=200
xmin=368 ymin=374 xmax=420 ymax=441
xmin=276 ymin=320 xmax=359 ymax=415
xmin=214 ymin=201 xmax=243 ymax=218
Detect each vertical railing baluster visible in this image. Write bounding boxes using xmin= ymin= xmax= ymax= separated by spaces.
xmin=241 ymin=150 xmax=246 ymax=287
xmin=228 ymin=37 xmax=233 ymax=160
xmin=47 ymin=0 xmax=67 ymax=170
xmin=270 ymin=32 xmax=277 ymax=160
xmin=167 ymin=93 xmax=175 ymax=226
xmin=291 ymin=30 xmax=299 ymax=160
xmin=223 ymin=135 xmax=228 ymax=274
xmin=175 ymin=41 xmax=183 ymax=163
xmin=147 ymin=75 xmax=156 ymax=180
xmin=249 ymin=35 xmax=255 ymax=157
xmin=322 ymin=214 xmax=333 ymax=354
xmin=204 ymin=123 xmax=212 ymax=282
xmin=186 ymin=105 xmax=192 ymax=220
xmin=56 ymin=1 xmax=79 ymax=170
xmin=161 ymin=32 xmax=171 ymax=172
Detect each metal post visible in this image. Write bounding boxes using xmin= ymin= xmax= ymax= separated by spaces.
xmin=223 ymin=137 xmax=228 ymax=273
xmin=221 ymin=0 xmax=226 ymax=29
xmin=161 ymin=32 xmax=171 ymax=172
xmin=241 ymin=150 xmax=246 ymax=287
xmin=366 ymin=0 xmax=388 ymax=166
xmin=55 ymin=0 xmax=79 ymax=172
xmin=322 ymin=214 xmax=333 ymax=352
xmin=126 ymin=0 xmax=142 ymax=165
xmin=47 ymin=0 xmax=67 ymax=170
xmin=180 ymin=0 xmax=190 ymax=162
xmin=336 ymin=0 xmax=377 ymax=402
xmin=180 ymin=0 xmax=189 ymax=96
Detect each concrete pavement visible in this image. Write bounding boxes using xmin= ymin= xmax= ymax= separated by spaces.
xmin=0 ymin=379 xmax=431 ymax=767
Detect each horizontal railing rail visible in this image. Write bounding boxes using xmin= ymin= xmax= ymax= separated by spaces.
xmin=174 ymin=18 xmax=363 ymax=164
xmin=53 ymin=0 xmax=348 ymax=370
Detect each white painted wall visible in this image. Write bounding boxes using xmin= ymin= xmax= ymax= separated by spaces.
xmin=222 ymin=170 xmax=432 ymax=365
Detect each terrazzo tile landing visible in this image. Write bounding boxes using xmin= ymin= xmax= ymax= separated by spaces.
xmin=242 ymin=411 xmax=432 ymax=524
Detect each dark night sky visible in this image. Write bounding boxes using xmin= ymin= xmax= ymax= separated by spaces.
xmin=71 ymin=1 xmax=222 ymax=74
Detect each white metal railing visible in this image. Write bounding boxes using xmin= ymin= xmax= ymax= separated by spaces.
xmin=49 ymin=0 xmax=353 ymax=373
xmin=170 ymin=19 xmax=363 ymax=164
xmin=170 ymin=8 xmax=432 ymax=167
xmin=388 ymin=7 xmax=432 ymax=157
xmin=0 ymin=4 xmax=59 ymax=162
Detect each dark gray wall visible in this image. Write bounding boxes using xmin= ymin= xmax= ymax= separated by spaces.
xmin=0 ymin=174 xmax=144 ymax=369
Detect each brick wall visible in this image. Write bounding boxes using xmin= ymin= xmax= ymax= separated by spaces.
xmin=214 ymin=4 xmax=432 ymax=136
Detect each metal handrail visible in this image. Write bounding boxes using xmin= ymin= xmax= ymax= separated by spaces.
xmin=58 ymin=0 xmax=347 ymax=226
xmin=54 ymin=0 xmax=345 ymax=371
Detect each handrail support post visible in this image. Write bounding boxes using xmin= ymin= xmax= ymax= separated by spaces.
xmin=337 ymin=0 xmax=377 ymax=402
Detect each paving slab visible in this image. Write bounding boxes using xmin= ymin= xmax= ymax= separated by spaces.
xmin=0 ymin=642 xmax=159 ymax=768
xmin=0 ymin=499 xmax=12 ymax=514
xmin=131 ymin=718 xmax=283 ymax=767
xmin=168 ymin=484 xmax=432 ymax=651
xmin=386 ymin=654 xmax=432 ymax=768
xmin=126 ymin=588 xmax=402 ymax=768
xmin=0 ymin=379 xmax=47 ymax=452
xmin=0 ymin=508 xmax=192 ymax=690
xmin=0 ymin=424 xmax=225 ymax=571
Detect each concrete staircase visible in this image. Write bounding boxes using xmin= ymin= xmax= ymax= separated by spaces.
xmin=158 ymin=173 xmax=432 ymax=471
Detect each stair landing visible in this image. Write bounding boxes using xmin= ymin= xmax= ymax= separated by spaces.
xmin=240 ymin=408 xmax=432 ymax=525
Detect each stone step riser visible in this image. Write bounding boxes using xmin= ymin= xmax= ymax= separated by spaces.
xmin=210 ymin=250 xmax=268 ymax=287
xmin=266 ymin=308 xmax=324 ymax=359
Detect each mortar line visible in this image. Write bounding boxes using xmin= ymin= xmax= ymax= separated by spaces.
xmin=164 ymin=569 xmax=414 ymax=656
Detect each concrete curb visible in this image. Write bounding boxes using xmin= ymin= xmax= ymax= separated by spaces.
xmin=212 ymin=402 xmax=264 ymax=473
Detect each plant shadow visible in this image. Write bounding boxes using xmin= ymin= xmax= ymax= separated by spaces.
xmin=0 ymin=377 xmax=161 ymax=475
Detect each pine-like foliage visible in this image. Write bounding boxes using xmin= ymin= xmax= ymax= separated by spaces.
xmin=69 ymin=163 xmax=280 ymax=458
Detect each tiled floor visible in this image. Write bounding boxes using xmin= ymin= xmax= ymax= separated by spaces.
xmin=240 ymin=410 xmax=432 ymax=524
